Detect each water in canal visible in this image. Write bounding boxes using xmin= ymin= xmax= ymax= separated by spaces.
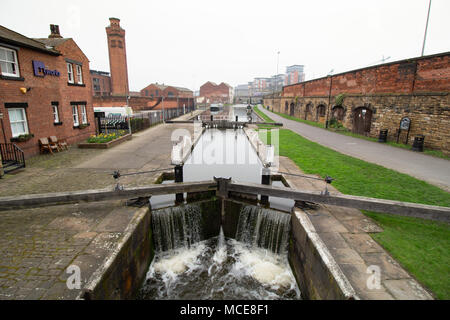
xmin=141 ymin=106 xmax=300 ymax=300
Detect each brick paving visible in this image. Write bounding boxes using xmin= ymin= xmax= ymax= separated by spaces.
xmin=0 ymin=111 xmax=201 ymax=299
xmin=279 ymin=156 xmax=434 ymax=300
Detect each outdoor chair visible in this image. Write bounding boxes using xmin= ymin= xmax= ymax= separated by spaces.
xmin=49 ymin=136 xmax=68 ymax=151
xmin=39 ymin=137 xmax=58 ymax=154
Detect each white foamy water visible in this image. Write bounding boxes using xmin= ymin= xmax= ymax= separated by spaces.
xmin=139 ymin=233 xmax=300 ymax=300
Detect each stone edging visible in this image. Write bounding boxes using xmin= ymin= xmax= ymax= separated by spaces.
xmin=77 ymin=133 xmax=132 ymax=149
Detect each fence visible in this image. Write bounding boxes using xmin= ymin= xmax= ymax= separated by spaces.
xmin=96 ymin=107 xmax=192 ymax=135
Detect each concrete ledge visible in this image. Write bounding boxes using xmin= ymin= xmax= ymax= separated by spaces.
xmin=81 ymin=206 xmax=152 ymax=300
xmin=78 ymin=133 xmax=132 ymax=149
xmin=289 ymin=207 xmax=358 ymax=300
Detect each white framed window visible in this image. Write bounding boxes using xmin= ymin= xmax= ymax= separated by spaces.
xmin=0 ymin=46 xmax=20 ymax=77
xmin=8 ymin=108 xmax=28 ymax=137
xmin=52 ymin=105 xmax=59 ymax=123
xmin=67 ymin=63 xmax=74 ymax=83
xmin=76 ymin=65 xmax=83 ymax=84
xmin=72 ymin=105 xmax=79 ymax=126
xmin=80 ymin=105 xmax=87 ymax=124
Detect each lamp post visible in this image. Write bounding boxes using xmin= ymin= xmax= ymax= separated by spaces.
xmin=126 ymin=94 xmax=131 ymax=135
xmin=325 ymin=69 xmax=334 ymax=129
xmin=162 ymin=96 xmax=165 ymax=123
xmin=421 ymin=0 xmax=432 ymax=56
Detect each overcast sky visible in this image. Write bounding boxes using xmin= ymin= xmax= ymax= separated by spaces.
xmin=1 ymin=0 xmax=449 ymax=91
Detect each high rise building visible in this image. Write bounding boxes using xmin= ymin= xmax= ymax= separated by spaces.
xmin=285 ymin=65 xmax=305 ymax=85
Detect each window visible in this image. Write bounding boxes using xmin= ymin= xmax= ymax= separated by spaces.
xmin=155 ymin=90 xmax=159 ymax=97
xmin=0 ymin=46 xmax=20 ymax=77
xmin=76 ymin=65 xmax=83 ymax=84
xmin=67 ymin=63 xmax=74 ymax=83
xmin=80 ymin=105 xmax=87 ymax=124
xmin=52 ymin=104 xmax=59 ymax=123
xmin=8 ymin=108 xmax=28 ymax=137
xmin=72 ymin=105 xmax=79 ymax=126
xmin=93 ymin=78 xmax=100 ymax=91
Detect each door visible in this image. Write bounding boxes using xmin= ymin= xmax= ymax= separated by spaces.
xmin=352 ymin=107 xmax=372 ymax=135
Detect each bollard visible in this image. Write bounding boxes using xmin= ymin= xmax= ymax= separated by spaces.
xmin=210 ymin=115 xmax=213 ymax=121
xmin=236 ymin=115 xmax=238 ymax=122
xmin=260 ymin=167 xmax=270 ymax=204
xmin=174 ymin=165 xmax=184 ymax=203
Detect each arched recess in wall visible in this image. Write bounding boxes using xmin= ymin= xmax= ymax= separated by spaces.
xmin=290 ymin=102 xmax=295 ymax=116
xmin=305 ymin=103 xmax=312 ymax=120
xmin=285 ymin=101 xmax=289 ymax=113
xmin=316 ymin=104 xmax=326 ymax=121
xmin=332 ymin=106 xmax=345 ymax=121
xmin=352 ymin=107 xmax=373 ymax=135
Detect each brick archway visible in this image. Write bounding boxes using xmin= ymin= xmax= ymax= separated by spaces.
xmin=332 ymin=106 xmax=345 ymax=121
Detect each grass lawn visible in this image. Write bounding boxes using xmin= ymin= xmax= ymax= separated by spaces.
xmin=253 ymin=105 xmax=274 ymax=123
xmin=264 ymin=107 xmax=449 ymax=160
xmin=259 ymin=124 xmax=450 ymax=299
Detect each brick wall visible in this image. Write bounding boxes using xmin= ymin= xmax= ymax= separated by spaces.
xmin=264 ymin=52 xmax=450 ymax=155
xmin=106 ymin=18 xmax=129 ymax=96
xmin=0 ymin=40 xmax=95 ymax=158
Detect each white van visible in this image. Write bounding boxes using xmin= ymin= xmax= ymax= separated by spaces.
xmin=93 ymin=106 xmax=133 ymax=117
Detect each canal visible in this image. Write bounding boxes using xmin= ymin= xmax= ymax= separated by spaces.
xmin=139 ymin=105 xmax=300 ymax=300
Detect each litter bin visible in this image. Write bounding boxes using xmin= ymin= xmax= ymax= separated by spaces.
xmin=412 ymin=135 xmax=425 ymax=152
xmin=378 ymin=129 xmax=388 ymax=143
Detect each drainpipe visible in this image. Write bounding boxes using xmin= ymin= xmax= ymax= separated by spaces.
xmin=326 ymin=75 xmax=333 ymax=129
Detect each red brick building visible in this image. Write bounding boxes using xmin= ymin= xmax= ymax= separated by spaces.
xmin=199 ymin=81 xmax=233 ymax=104
xmin=0 ymin=24 xmax=95 ymax=158
xmin=90 ymin=70 xmax=111 ymax=96
xmin=140 ymin=83 xmax=193 ymax=99
xmin=91 ymin=18 xmax=195 ymax=114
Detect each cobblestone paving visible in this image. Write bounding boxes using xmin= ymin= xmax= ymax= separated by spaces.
xmin=0 ymin=111 xmax=202 ymax=299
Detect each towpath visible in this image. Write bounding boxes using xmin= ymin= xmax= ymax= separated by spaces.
xmin=0 ymin=110 xmax=201 ymax=299
xmin=259 ymin=107 xmax=450 ymax=192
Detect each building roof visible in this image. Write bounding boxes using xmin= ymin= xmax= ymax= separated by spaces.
xmin=90 ymin=69 xmax=110 ymax=76
xmin=33 ymin=37 xmax=70 ymax=48
xmin=0 ymin=25 xmax=60 ymax=55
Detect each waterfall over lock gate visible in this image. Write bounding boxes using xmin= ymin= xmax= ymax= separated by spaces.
xmin=151 ymin=204 xmax=203 ymax=252
xmin=235 ymin=205 xmax=291 ymax=254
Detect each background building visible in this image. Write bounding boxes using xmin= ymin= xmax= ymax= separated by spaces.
xmin=90 ymin=70 xmax=111 ymax=96
xmin=0 ymin=24 xmax=95 ymax=158
xmin=140 ymin=83 xmax=193 ymax=98
xmin=285 ymin=65 xmax=305 ymax=85
xmin=91 ymin=18 xmax=194 ymax=113
xmin=199 ymin=81 xmax=233 ymax=104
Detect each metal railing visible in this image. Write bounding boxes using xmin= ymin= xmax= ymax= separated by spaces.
xmin=0 ymin=143 xmax=25 ymax=173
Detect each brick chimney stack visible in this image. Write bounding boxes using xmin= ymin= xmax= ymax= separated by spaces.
xmin=48 ymin=24 xmax=62 ymax=38
xmin=106 ymin=17 xmax=129 ymax=96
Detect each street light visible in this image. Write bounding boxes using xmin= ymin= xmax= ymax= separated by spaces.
xmin=421 ymin=0 xmax=432 ymax=56
xmin=325 ymin=69 xmax=334 ymax=129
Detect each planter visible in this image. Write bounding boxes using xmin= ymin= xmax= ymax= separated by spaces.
xmin=78 ymin=133 xmax=132 ymax=149
xmin=10 ymin=133 xmax=34 ymax=143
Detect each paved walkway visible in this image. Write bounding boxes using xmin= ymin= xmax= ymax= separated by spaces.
xmin=259 ymin=108 xmax=450 ymax=192
xmin=279 ymin=156 xmax=433 ymax=300
xmin=0 ymin=111 xmax=201 ymax=299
